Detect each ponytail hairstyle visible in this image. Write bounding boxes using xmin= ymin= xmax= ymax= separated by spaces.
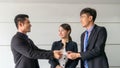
xmin=60 ymin=23 xmax=72 ymax=41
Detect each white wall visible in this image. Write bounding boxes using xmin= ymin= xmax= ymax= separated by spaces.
xmin=0 ymin=3 xmax=120 ymax=68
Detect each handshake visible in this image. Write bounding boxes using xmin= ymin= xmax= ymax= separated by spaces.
xmin=53 ymin=50 xmax=80 ymax=60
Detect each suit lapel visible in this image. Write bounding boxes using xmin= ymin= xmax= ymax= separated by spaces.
xmin=87 ymin=25 xmax=97 ymax=49
xmin=81 ymin=32 xmax=85 ymax=51
xmin=81 ymin=24 xmax=98 ymax=51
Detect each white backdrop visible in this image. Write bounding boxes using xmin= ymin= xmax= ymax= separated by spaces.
xmin=0 ymin=3 xmax=120 ymax=68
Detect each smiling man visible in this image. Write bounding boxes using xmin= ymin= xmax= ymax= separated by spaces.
xmin=67 ymin=7 xmax=109 ymax=68
xmin=11 ymin=14 xmax=61 ymax=68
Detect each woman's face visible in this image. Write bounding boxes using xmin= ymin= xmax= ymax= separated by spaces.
xmin=58 ymin=26 xmax=69 ymax=39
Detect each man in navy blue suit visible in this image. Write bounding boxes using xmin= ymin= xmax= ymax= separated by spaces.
xmin=67 ymin=7 xmax=109 ymax=68
xmin=11 ymin=14 xmax=62 ymax=68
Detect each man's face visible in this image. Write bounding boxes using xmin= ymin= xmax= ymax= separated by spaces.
xmin=80 ymin=14 xmax=92 ymax=28
xmin=18 ymin=18 xmax=31 ymax=33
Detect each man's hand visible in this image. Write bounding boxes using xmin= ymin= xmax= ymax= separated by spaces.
xmin=53 ymin=50 xmax=62 ymax=59
xmin=67 ymin=51 xmax=80 ymax=60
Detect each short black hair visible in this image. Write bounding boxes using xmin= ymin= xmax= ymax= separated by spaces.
xmin=80 ymin=7 xmax=97 ymax=22
xmin=14 ymin=14 xmax=29 ymax=28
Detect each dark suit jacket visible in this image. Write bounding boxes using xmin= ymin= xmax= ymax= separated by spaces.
xmin=11 ymin=32 xmax=53 ymax=68
xmin=79 ymin=24 xmax=109 ymax=68
xmin=49 ymin=40 xmax=79 ymax=68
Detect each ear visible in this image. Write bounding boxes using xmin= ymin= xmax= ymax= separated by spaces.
xmin=18 ymin=22 xmax=23 ymax=27
xmin=67 ymin=30 xmax=71 ymax=35
xmin=89 ymin=16 xmax=93 ymax=21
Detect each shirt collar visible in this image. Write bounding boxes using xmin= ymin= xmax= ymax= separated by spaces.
xmin=86 ymin=24 xmax=95 ymax=33
xmin=17 ymin=32 xmax=28 ymax=40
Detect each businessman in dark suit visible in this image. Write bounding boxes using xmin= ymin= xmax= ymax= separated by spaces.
xmin=67 ymin=7 xmax=109 ymax=68
xmin=11 ymin=14 xmax=62 ymax=68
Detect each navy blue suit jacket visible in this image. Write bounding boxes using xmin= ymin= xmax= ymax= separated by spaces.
xmin=80 ymin=24 xmax=109 ymax=68
xmin=11 ymin=32 xmax=53 ymax=68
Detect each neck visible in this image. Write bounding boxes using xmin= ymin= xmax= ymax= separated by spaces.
xmin=86 ymin=22 xmax=94 ymax=30
xmin=62 ymin=38 xmax=69 ymax=45
xmin=18 ymin=29 xmax=27 ymax=34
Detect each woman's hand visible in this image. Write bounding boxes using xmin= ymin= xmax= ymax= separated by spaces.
xmin=56 ymin=65 xmax=63 ymax=68
xmin=67 ymin=51 xmax=80 ymax=60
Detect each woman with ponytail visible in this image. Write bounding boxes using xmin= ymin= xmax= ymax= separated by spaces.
xmin=49 ymin=23 xmax=79 ymax=68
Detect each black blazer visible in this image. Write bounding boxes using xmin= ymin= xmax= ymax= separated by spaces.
xmin=49 ymin=40 xmax=79 ymax=68
xmin=80 ymin=24 xmax=109 ymax=68
xmin=11 ymin=32 xmax=53 ymax=68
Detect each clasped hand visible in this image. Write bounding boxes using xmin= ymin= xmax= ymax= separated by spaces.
xmin=53 ymin=50 xmax=80 ymax=60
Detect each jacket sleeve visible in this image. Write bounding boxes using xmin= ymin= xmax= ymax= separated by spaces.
xmin=67 ymin=42 xmax=79 ymax=68
xmin=11 ymin=37 xmax=53 ymax=59
xmin=49 ymin=42 xmax=60 ymax=68
xmin=80 ymin=27 xmax=107 ymax=61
